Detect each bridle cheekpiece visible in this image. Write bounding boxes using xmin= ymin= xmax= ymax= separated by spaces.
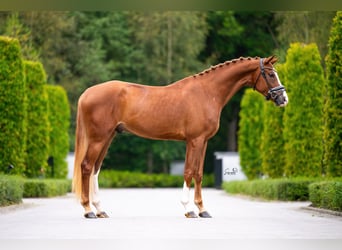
xmin=254 ymin=58 xmax=286 ymax=102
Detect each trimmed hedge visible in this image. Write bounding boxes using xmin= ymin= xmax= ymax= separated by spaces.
xmin=0 ymin=36 xmax=26 ymax=175
xmin=1 ymin=175 xmax=71 ymax=206
xmin=46 ymin=85 xmax=70 ymax=178
xmin=283 ymin=43 xmax=325 ymax=177
xmin=23 ymin=179 xmax=71 ymax=198
xmin=309 ymin=181 xmax=342 ymax=212
xmin=0 ymin=175 xmax=24 ymax=206
xmin=323 ymin=12 xmax=342 ymax=177
xmin=223 ymin=178 xmax=318 ymax=201
xmin=24 ymin=60 xmax=50 ymax=178
xmin=99 ymin=170 xmax=214 ymax=188
xmin=238 ymin=89 xmax=265 ymax=179
xmin=261 ymin=63 xmax=286 ymax=178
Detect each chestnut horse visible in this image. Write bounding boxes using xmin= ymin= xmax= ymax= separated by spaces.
xmin=72 ymin=56 xmax=288 ymax=219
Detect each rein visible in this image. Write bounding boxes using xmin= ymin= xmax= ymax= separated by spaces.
xmin=254 ymin=58 xmax=286 ymax=101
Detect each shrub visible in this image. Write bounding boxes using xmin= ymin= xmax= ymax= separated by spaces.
xmin=98 ymin=170 xmax=214 ymax=188
xmin=0 ymin=36 xmax=26 ymax=175
xmin=238 ymin=89 xmax=265 ymax=179
xmin=323 ymin=11 xmax=342 ymax=177
xmin=24 ymin=60 xmax=50 ymax=178
xmin=223 ymin=178 xmax=317 ymax=201
xmin=23 ymin=179 xmax=71 ymax=198
xmin=283 ymin=43 xmax=325 ymax=177
xmin=46 ymin=85 xmax=70 ymax=178
xmin=0 ymin=175 xmax=24 ymax=206
xmin=309 ymin=181 xmax=342 ymax=212
xmin=261 ymin=63 xmax=286 ymax=178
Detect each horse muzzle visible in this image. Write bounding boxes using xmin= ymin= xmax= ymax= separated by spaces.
xmin=266 ymin=86 xmax=288 ymax=107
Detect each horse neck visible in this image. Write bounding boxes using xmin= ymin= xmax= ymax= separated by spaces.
xmin=198 ymin=59 xmax=258 ymax=107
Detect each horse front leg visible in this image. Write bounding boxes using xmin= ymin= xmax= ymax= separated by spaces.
xmin=181 ymin=138 xmax=211 ymax=218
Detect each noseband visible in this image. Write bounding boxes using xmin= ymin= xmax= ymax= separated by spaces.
xmin=254 ymin=58 xmax=286 ymax=101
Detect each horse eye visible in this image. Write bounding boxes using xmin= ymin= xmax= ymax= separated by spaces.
xmin=269 ymin=73 xmax=275 ymax=78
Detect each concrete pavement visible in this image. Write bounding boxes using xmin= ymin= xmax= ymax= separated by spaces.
xmin=0 ymin=188 xmax=342 ymax=239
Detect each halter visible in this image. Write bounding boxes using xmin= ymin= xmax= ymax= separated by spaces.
xmin=254 ymin=58 xmax=286 ymax=101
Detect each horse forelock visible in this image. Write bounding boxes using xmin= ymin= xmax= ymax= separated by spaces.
xmin=193 ymin=56 xmax=260 ymax=78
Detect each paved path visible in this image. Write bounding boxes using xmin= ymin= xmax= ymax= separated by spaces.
xmin=0 ymin=188 xmax=341 ymax=239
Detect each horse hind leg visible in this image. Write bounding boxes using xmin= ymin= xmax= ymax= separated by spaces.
xmin=91 ymin=133 xmax=115 ymax=218
xmin=81 ymin=141 xmax=108 ymax=219
xmin=92 ymin=171 xmax=109 ymax=218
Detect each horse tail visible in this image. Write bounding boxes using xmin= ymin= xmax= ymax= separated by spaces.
xmin=72 ymin=101 xmax=88 ymax=201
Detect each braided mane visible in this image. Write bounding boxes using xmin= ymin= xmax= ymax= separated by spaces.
xmin=193 ymin=56 xmax=260 ymax=78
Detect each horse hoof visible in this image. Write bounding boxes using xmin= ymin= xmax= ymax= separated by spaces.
xmin=185 ymin=211 xmax=198 ymax=218
xmin=96 ymin=211 xmax=109 ymax=218
xmin=84 ymin=212 xmax=97 ymax=219
xmin=199 ymin=211 xmax=212 ymax=218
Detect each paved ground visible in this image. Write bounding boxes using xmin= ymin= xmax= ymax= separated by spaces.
xmin=0 ymin=188 xmax=342 ymax=239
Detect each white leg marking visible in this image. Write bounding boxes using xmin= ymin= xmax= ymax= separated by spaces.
xmin=180 ymin=182 xmax=194 ymax=213
xmin=92 ymin=172 xmax=102 ymax=214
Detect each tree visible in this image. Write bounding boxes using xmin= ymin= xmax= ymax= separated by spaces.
xmin=0 ymin=36 xmax=26 ymax=175
xmin=46 ymin=85 xmax=70 ymax=178
xmin=24 ymin=60 xmax=50 ymax=178
xmin=283 ymin=43 xmax=324 ymax=177
xmin=261 ymin=63 xmax=286 ymax=178
xmin=275 ymin=11 xmax=335 ymax=62
xmin=3 ymin=12 xmax=39 ymax=60
xmin=238 ymin=89 xmax=265 ymax=179
xmin=128 ymin=11 xmax=207 ymax=84
xmin=323 ymin=11 xmax=342 ymax=177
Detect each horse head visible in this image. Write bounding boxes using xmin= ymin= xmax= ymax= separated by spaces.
xmin=254 ymin=56 xmax=288 ymax=107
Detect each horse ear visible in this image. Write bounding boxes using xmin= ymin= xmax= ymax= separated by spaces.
xmin=265 ymin=55 xmax=278 ymax=65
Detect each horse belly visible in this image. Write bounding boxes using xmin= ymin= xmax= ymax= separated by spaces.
xmin=123 ymin=106 xmax=187 ymax=141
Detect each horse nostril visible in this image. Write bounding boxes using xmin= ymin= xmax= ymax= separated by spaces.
xmin=275 ymin=95 xmax=285 ymax=106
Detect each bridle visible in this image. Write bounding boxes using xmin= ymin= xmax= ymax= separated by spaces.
xmin=254 ymin=58 xmax=286 ymax=101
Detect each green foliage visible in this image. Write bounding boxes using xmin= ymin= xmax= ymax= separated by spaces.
xmin=4 ymin=12 xmax=39 ymax=60
xmin=261 ymin=64 xmax=286 ymax=178
xmin=275 ymin=11 xmax=335 ymax=62
xmin=283 ymin=43 xmax=325 ymax=177
xmin=23 ymin=179 xmax=71 ymax=198
xmin=99 ymin=170 xmax=214 ymax=188
xmin=46 ymin=85 xmax=70 ymax=178
xmin=0 ymin=36 xmax=26 ymax=175
xmin=309 ymin=181 xmax=342 ymax=211
xmin=323 ymin=11 xmax=342 ymax=177
xmin=223 ymin=178 xmax=318 ymax=201
xmin=24 ymin=61 xmax=50 ymax=178
xmin=238 ymin=89 xmax=265 ymax=179
xmin=0 ymin=175 xmax=24 ymax=206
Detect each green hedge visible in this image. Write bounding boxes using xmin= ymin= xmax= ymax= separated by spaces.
xmin=283 ymin=43 xmax=325 ymax=177
xmin=261 ymin=63 xmax=286 ymax=178
xmin=46 ymin=85 xmax=70 ymax=178
xmin=323 ymin=12 xmax=342 ymax=177
xmin=0 ymin=175 xmax=24 ymax=206
xmin=1 ymin=175 xmax=71 ymax=206
xmin=0 ymin=36 xmax=26 ymax=175
xmin=24 ymin=61 xmax=50 ymax=178
xmin=238 ymin=89 xmax=264 ymax=179
xmin=23 ymin=179 xmax=71 ymax=198
xmin=309 ymin=181 xmax=342 ymax=212
xmin=99 ymin=170 xmax=214 ymax=188
xmin=223 ymin=178 xmax=318 ymax=201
